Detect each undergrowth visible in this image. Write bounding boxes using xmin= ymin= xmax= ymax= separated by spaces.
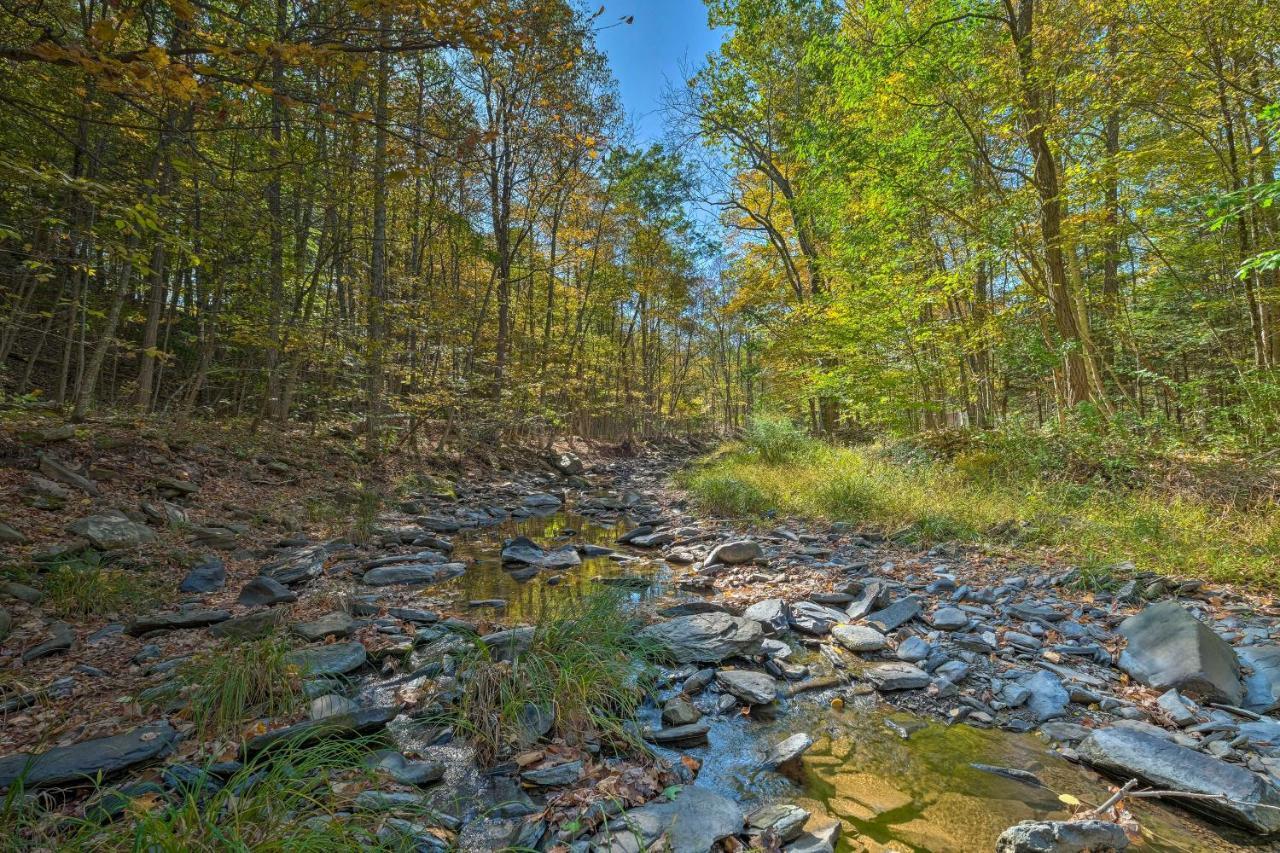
xmin=40 ymin=553 xmax=157 ymax=619
xmin=448 ymin=589 xmax=661 ymax=764
xmin=683 ymin=427 xmax=1280 ymax=586
xmin=165 ymin=636 xmax=305 ymax=740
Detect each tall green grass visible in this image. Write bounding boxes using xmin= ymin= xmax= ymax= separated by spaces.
xmin=161 ymin=636 xmax=306 ymax=740
xmin=681 ymin=441 xmax=1280 ymax=587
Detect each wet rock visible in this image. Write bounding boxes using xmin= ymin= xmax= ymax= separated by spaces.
xmin=995 ymin=819 xmax=1129 ymax=852
xmin=639 ymin=613 xmax=764 ymax=664
xmin=866 ymin=662 xmax=930 ymax=691
xmin=744 ymin=598 xmax=789 ymax=635
xmin=646 ymin=722 xmax=710 ymax=746
xmin=705 ymin=539 xmax=763 ymax=566
xmin=1078 ymin=726 xmax=1280 ymax=834
xmin=683 ymin=668 xmax=716 ymax=693
xmin=662 ymin=697 xmax=702 ymax=727
xmin=631 ymin=530 xmax=677 ymax=548
xmin=521 ymin=759 xmax=582 ymax=787
xmin=929 ymin=606 xmax=968 ymax=631
xmin=236 ymin=575 xmax=297 ymax=607
xmin=293 ymin=611 xmax=356 ymax=642
xmin=865 ymin=596 xmax=921 ymax=632
xmin=747 ymin=803 xmax=809 ymax=843
xmin=658 ymin=600 xmax=729 ymax=618
xmin=365 ymin=750 xmax=445 ymax=786
xmin=760 ymin=732 xmax=813 ymax=770
xmin=789 ymin=600 xmax=847 ymax=636
xmin=500 ymin=536 xmax=580 ymax=569
xmin=616 ymin=525 xmax=653 ymax=544
xmin=521 ymin=492 xmax=563 ymax=508
xmin=0 ymin=722 xmax=177 ymax=788
xmin=589 ymin=786 xmax=743 ymax=853
xmin=1022 ymin=671 xmax=1070 ymax=721
xmin=126 ymin=609 xmax=230 ymax=636
xmin=22 ymin=621 xmax=74 ymax=662
xmin=832 ymin=624 xmax=888 ymax=653
xmin=1239 ymin=645 xmax=1280 ymax=714
xmin=245 ymin=705 xmax=398 ymax=754
xmin=1039 ymin=721 xmax=1091 ymax=744
xmin=178 ymin=557 xmax=225 ymax=594
xmin=286 ymin=641 xmax=367 ymax=676
xmin=363 ymin=562 xmax=466 ymax=586
xmin=67 ymin=513 xmax=155 ymax=550
xmin=1117 ymin=601 xmax=1242 ymax=704
xmin=717 ymin=669 xmax=778 ymax=705
xmin=210 ymin=608 xmax=287 ymax=641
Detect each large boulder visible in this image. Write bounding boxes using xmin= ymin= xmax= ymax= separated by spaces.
xmin=995 ymin=819 xmax=1129 ymax=852
xmin=589 ymin=786 xmax=743 ymax=853
xmin=66 ymin=514 xmax=155 ymax=550
xmin=0 ymin=723 xmax=177 ymax=788
xmin=1117 ymin=602 xmax=1242 ymax=704
xmin=639 ymin=613 xmax=764 ymax=664
xmin=1078 ymin=726 xmax=1280 ymax=834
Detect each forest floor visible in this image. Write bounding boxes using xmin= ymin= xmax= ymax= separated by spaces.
xmin=1 ymin=408 xmax=1280 ymax=850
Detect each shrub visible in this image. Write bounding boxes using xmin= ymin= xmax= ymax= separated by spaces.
xmin=743 ymin=412 xmax=812 ymax=464
xmin=684 ymin=472 xmax=771 ymax=516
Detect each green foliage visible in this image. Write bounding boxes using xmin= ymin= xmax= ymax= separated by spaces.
xmin=347 ymin=483 xmax=383 ymax=545
xmin=742 ymin=412 xmax=814 ymax=464
xmin=40 ymin=553 xmax=156 ymax=619
xmin=166 ymin=637 xmax=305 ymax=740
xmin=447 ymin=590 xmax=660 ymax=764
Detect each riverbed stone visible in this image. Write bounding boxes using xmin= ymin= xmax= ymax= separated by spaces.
xmin=365 ymin=750 xmax=445 ymax=786
xmin=717 ymin=669 xmax=778 ymax=705
xmin=0 ymin=722 xmax=177 ymax=788
xmin=126 ymin=609 xmax=230 ymax=636
xmin=245 ymin=704 xmax=398 ymax=754
xmin=589 ymin=786 xmax=743 ymax=853
xmin=744 ymin=598 xmax=789 ymax=635
xmin=761 ymin=732 xmax=813 ymax=770
xmin=662 ymin=696 xmax=702 ymax=726
xmin=647 ymin=722 xmax=710 ymax=746
xmin=293 ymin=611 xmax=356 ymax=642
xmin=1022 ymin=671 xmax=1070 ymax=721
xmin=22 ymin=621 xmax=74 ymax=662
xmin=521 ymin=759 xmax=582 ymax=787
xmin=706 ymin=539 xmax=763 ymax=566
xmin=995 ymin=819 xmax=1129 ymax=852
xmin=747 ymin=803 xmax=809 ymax=843
xmin=865 ymin=596 xmax=921 ymax=632
xmin=1117 ymin=601 xmax=1243 ymax=704
xmin=639 ymin=613 xmax=764 ymax=663
xmin=929 ymin=606 xmax=969 ymax=631
xmin=866 ymin=662 xmax=930 ymax=691
xmin=363 ymin=562 xmax=466 ymax=586
xmin=286 ymin=641 xmax=366 ymax=676
xmin=67 ymin=513 xmax=155 ymax=550
xmin=237 ymin=576 xmax=297 ymax=607
xmin=1239 ymin=645 xmax=1280 ymax=714
xmin=789 ymin=600 xmax=847 ymax=635
xmin=832 ymin=623 xmax=888 ymax=653
xmin=178 ymin=557 xmax=225 ymax=594
xmin=309 ymin=694 xmax=358 ymax=719
xmin=1078 ymin=726 xmax=1280 ymax=834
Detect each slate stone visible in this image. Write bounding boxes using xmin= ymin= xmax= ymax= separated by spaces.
xmin=22 ymin=621 xmax=74 ymax=662
xmin=788 ymin=600 xmax=847 ymax=635
xmin=747 ymin=803 xmax=809 ymax=844
xmin=1021 ymin=670 xmax=1070 ymax=722
xmin=929 ymin=606 xmax=969 ymax=631
xmin=0 ymin=522 xmax=26 ymax=544
xmin=237 ymin=576 xmax=297 ymax=607
xmin=261 ymin=548 xmax=325 ymax=585
xmin=38 ymin=453 xmax=99 ymax=496
xmin=210 ymin=609 xmax=287 ymax=641
xmin=646 ymin=722 xmax=710 ymax=746
xmin=1239 ymin=645 xmax=1280 ymax=714
xmin=520 ymin=759 xmax=582 ymax=787
xmin=245 ymin=705 xmax=399 ymax=754
xmin=638 ymin=613 xmax=764 ymax=663
xmin=743 ymin=598 xmax=789 ymax=635
xmin=66 ymin=514 xmax=155 ymax=550
xmin=845 ymin=580 xmax=890 ymax=620
xmin=293 ymin=612 xmax=356 ymax=642
xmin=365 ymin=750 xmax=445 ymax=786
xmin=126 ymin=609 xmax=230 ymax=636
xmin=589 ymin=786 xmax=743 ymax=853
xmin=865 ymin=662 xmax=930 ymax=691
xmin=760 ymin=732 xmax=813 ymax=770
xmin=662 ymin=697 xmax=702 ymax=727
xmin=286 ymin=641 xmax=367 ymax=676
xmin=480 ymin=626 xmax=535 ymax=661
xmin=1078 ymin=726 xmax=1280 ymax=834
xmin=831 ymin=624 xmax=888 ymax=653
xmin=865 ymin=596 xmax=921 ymax=632
xmin=705 ymin=539 xmax=763 ymax=566
xmin=1117 ymin=601 xmax=1242 ymax=704
xmin=895 ymin=636 xmax=930 ymax=663
xmin=178 ymin=557 xmax=226 ymax=594
xmin=309 ymin=694 xmax=359 ymax=719
xmin=995 ymin=820 xmax=1129 ymax=853
xmin=0 ymin=722 xmax=177 ymax=788
xmin=362 ymin=562 xmax=466 ymax=586
xmin=716 ymin=669 xmax=778 ymax=705
xmin=500 ymin=536 xmax=580 ymax=569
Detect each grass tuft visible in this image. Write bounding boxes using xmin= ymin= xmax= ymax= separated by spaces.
xmin=41 ymin=553 xmax=156 ymax=619
xmin=168 ymin=636 xmax=306 ymax=740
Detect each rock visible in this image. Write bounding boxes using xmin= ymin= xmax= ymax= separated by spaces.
xmin=26 ymin=475 xmax=70 ymax=509
xmin=761 ymin=732 xmax=813 ymax=770
xmin=1022 ymin=671 xmax=1070 ymax=722
xmin=286 ymin=641 xmax=367 ymax=676
xmin=1078 ymin=726 xmax=1280 ymax=834
xmin=1239 ymin=645 xmax=1280 ymax=714
xmin=705 ymin=539 xmax=763 ymax=566
xmin=237 ymin=576 xmax=297 ymax=607
xmin=363 ymin=563 xmax=466 ymax=586
xmin=550 ymin=452 xmax=585 ymax=475
xmin=845 ymin=580 xmax=890 ymax=620
xmin=310 ymin=694 xmax=359 ymax=719
xmin=3 ymin=581 xmax=43 ymax=604
xmin=0 ymin=609 xmax=10 ymax=642
xmin=895 ymin=636 xmax=929 ymax=662
xmin=364 ymin=750 xmax=444 ymax=786
xmin=1117 ymin=601 xmax=1242 ymax=704
xmin=126 ymin=609 xmax=230 ymax=636
xmin=0 ymin=522 xmax=26 ymax=544
xmin=500 ymin=536 xmax=581 ymax=569
xmin=293 ymin=612 xmax=356 ymax=642
xmin=521 ymin=492 xmax=563 ymax=508
xmin=38 ymin=452 xmax=99 ymax=496
xmin=1040 ymin=721 xmax=1092 ymax=744
xmin=630 ymin=531 xmax=676 ymax=548
xmin=210 ymin=609 xmax=287 ymax=641
xmin=0 ymin=722 xmax=177 ymax=788
xmin=744 ymin=598 xmax=789 ymax=635
xmin=189 ymin=525 xmax=240 ymax=551
xmin=684 ymin=668 xmax=716 ymax=693
xmin=22 ymin=621 xmax=74 ymax=662
xmin=995 ymin=819 xmax=1129 ymax=852
xmin=516 ymin=702 xmax=555 ymax=745
xmin=1156 ymin=689 xmax=1199 ymax=727
xmin=747 ymin=803 xmax=809 ymax=844
xmin=66 ymin=514 xmax=155 ymax=550
xmin=646 ymin=722 xmax=710 ymax=746
xmin=23 ymin=423 xmax=76 ymax=443
xmin=639 ymin=613 xmax=764 ymax=664
xmin=521 ymin=759 xmax=582 ymax=787
xmin=589 ymin=786 xmax=743 ymax=853
xmin=865 ymin=663 xmax=930 ymax=691
xmin=865 ymin=596 xmax=921 ymax=632
xmin=353 ymin=790 xmax=424 ymax=812
xmin=929 ymin=606 xmax=968 ymax=631
xmin=788 ymin=600 xmax=847 ymax=635
xmin=141 ymin=500 xmax=188 ymax=525
xmin=480 ymin=626 xmax=535 ymax=661
xmin=245 ymin=705 xmax=399 ymax=754
xmin=261 ymin=548 xmax=325 ymax=585
xmin=717 ymin=669 xmax=778 ymax=705
xmin=178 ymin=557 xmax=226 ymax=594
xmin=662 ymin=697 xmax=702 ymax=727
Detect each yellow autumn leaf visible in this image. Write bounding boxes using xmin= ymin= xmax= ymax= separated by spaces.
xmin=1059 ymin=793 xmax=1082 ymax=806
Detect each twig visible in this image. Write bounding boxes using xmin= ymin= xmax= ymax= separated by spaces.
xmin=1086 ymin=778 xmax=1138 ymax=817
xmin=1209 ymin=702 xmax=1264 ymax=721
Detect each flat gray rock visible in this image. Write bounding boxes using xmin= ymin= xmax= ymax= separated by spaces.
xmin=831 ymin=623 xmax=887 ymax=653
xmin=293 ymin=611 xmax=355 ymax=642
xmin=521 ymin=759 xmax=582 ymax=787
xmin=245 ymin=705 xmax=399 ymax=754
xmin=788 ymin=600 xmax=847 ymax=635
xmin=716 ymin=669 xmax=778 ymax=705
xmin=760 ymin=732 xmax=813 ymax=770
xmin=743 ymin=598 xmax=789 ymax=635
xmin=500 ymin=536 xmax=580 ymax=569
xmin=1021 ymin=670 xmax=1070 ymax=722
xmin=362 ymin=562 xmax=465 ymax=586
xmin=865 ymin=662 xmax=930 ymax=691
xmin=237 ymin=575 xmax=297 ymax=607
xmin=865 ymin=596 xmax=921 ymax=632
xmin=1239 ymin=644 xmax=1280 ymax=714
xmin=210 ymin=609 xmax=287 ymax=640
xmin=22 ymin=621 xmax=74 ymax=662
xmin=639 ymin=612 xmax=764 ymax=663
xmin=1118 ymin=601 xmax=1242 ymax=704
xmin=0 ymin=722 xmax=177 ymax=788
xmin=67 ymin=514 xmax=155 ymax=550
xmin=705 ymin=539 xmax=763 ymax=566
xmin=646 ymin=722 xmax=710 ymax=746
xmin=590 ymin=786 xmax=743 ymax=853
xmin=747 ymin=803 xmax=809 ymax=844
xmin=995 ymin=819 xmax=1129 ymax=852
xmin=126 ymin=609 xmax=230 ymax=636
xmin=178 ymin=557 xmax=225 ymax=593
xmin=365 ymin=750 xmax=445 ymax=786
xmin=286 ymin=641 xmax=367 ymax=676
xmin=929 ymin=606 xmax=968 ymax=631
xmin=1078 ymin=726 xmax=1280 ymax=834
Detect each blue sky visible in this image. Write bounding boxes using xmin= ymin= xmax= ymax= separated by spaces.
xmin=595 ymin=1 xmax=726 ymax=144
